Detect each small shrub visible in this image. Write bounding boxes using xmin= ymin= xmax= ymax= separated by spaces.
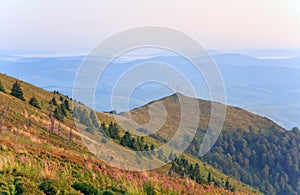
xmin=143 ymin=182 xmax=155 ymax=195
xmin=105 ymin=186 xmax=125 ymax=194
xmin=72 ymin=182 xmax=99 ymax=195
xmin=102 ymin=190 xmax=115 ymax=195
xmin=29 ymin=96 xmax=41 ymax=109
xmin=14 ymin=178 xmax=24 ymax=194
xmin=38 ymin=181 xmax=57 ymax=195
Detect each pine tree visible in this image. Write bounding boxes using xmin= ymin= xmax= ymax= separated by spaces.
xmin=10 ymin=81 xmax=25 ymax=101
xmin=129 ymin=138 xmax=136 ymax=149
xmin=144 ymin=144 xmax=149 ymax=151
xmin=60 ymin=103 xmax=67 ymax=116
xmin=90 ymin=110 xmax=99 ymax=128
xmin=51 ymin=97 xmax=58 ymax=105
xmin=157 ymin=148 xmax=164 ymax=159
xmin=64 ymin=99 xmax=71 ymax=111
xmin=225 ymin=178 xmax=230 ymax=190
xmin=120 ymin=131 xmax=131 ymax=146
xmin=168 ymin=150 xmax=175 ymax=161
xmin=150 ymin=144 xmax=155 ymax=150
xmin=54 ymin=107 xmax=64 ymax=121
xmin=207 ymin=172 xmax=212 ymax=184
xmin=79 ymin=108 xmax=92 ymax=127
xmin=108 ymin=122 xmax=119 ymax=139
xmin=99 ymin=122 xmax=109 ymax=137
xmin=0 ymin=80 xmax=6 ymax=93
xmin=29 ymin=96 xmax=41 ymax=109
xmin=193 ymin=163 xmax=201 ymax=183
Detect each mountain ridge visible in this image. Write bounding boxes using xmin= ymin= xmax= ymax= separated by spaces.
xmin=125 ymin=92 xmax=300 ymax=194
xmin=0 ymin=73 xmax=260 ymax=194
xmin=125 ymin=92 xmax=285 ymax=141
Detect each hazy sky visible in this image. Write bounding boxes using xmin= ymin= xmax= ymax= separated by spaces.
xmin=1 ymin=0 xmax=300 ymax=52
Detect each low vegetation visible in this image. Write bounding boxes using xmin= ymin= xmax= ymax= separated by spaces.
xmin=0 ymin=73 xmax=258 ymax=194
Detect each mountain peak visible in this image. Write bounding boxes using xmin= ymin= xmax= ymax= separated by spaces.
xmin=127 ymin=92 xmax=285 ymax=140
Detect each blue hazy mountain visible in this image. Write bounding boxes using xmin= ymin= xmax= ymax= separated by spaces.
xmin=0 ymin=51 xmax=299 ymax=129
xmin=231 ymin=48 xmax=300 ymax=58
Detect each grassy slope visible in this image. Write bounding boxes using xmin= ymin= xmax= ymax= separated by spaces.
xmin=127 ymin=93 xmax=285 ymax=141
xmin=0 ymin=73 xmax=258 ymax=194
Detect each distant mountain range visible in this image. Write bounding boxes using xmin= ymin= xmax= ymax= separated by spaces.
xmin=0 ymin=49 xmax=299 ymax=129
xmin=228 ymin=48 xmax=300 ymax=58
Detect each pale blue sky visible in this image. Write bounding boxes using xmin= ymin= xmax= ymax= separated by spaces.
xmin=1 ymin=0 xmax=300 ymax=52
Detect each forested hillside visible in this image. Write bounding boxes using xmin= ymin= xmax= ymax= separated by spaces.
xmin=189 ymin=127 xmax=300 ymax=194
xmin=127 ymin=93 xmax=300 ymax=195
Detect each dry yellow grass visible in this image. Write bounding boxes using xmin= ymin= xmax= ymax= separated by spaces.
xmin=127 ymin=93 xmax=284 ymax=141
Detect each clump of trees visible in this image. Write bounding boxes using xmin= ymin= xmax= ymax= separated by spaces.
xmin=170 ymin=156 xmax=202 ymax=183
xmin=49 ymin=96 xmax=71 ymax=122
xmin=169 ymin=155 xmax=234 ymax=191
xmin=119 ymin=131 xmax=153 ymax=152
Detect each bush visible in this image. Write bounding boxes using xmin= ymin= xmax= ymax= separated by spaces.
xmin=143 ymin=182 xmax=155 ymax=195
xmin=38 ymin=181 xmax=57 ymax=195
xmin=29 ymin=96 xmax=41 ymax=109
xmin=102 ymin=190 xmax=115 ymax=195
xmin=14 ymin=178 xmax=24 ymax=194
xmin=72 ymin=182 xmax=99 ymax=195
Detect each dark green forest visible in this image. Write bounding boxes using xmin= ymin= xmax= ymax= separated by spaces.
xmin=187 ymin=127 xmax=300 ymax=195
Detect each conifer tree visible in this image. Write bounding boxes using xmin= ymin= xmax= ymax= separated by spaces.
xmin=54 ymin=107 xmax=64 ymax=121
xmin=90 ymin=110 xmax=99 ymax=128
xmin=10 ymin=81 xmax=25 ymax=101
xmin=64 ymin=99 xmax=71 ymax=111
xmin=29 ymin=95 xmax=41 ymax=109
xmin=207 ymin=171 xmax=212 ymax=184
xmin=225 ymin=178 xmax=230 ymax=190
xmin=60 ymin=103 xmax=67 ymax=116
xmin=51 ymin=97 xmax=58 ymax=105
